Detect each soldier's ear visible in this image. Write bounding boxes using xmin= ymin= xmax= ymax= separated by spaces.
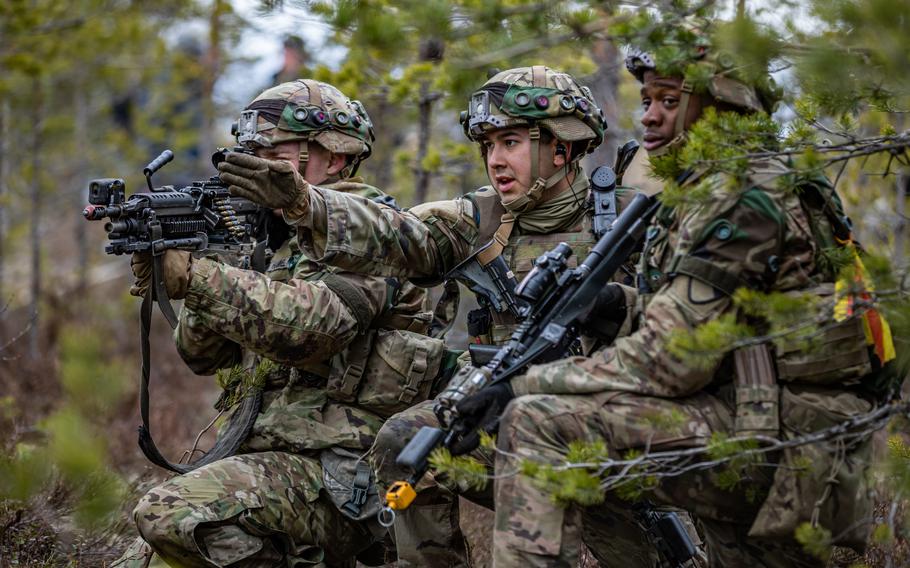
xmin=326 ymin=152 xmax=348 ymax=176
xmin=553 ymin=142 xmax=571 ymax=168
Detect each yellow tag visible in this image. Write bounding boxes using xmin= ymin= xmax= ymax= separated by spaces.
xmin=386 ymin=481 xmax=417 ymax=511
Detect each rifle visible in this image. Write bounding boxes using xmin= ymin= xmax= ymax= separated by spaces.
xmin=83 ymin=148 xmax=267 ymax=474
xmin=83 ymin=148 xmax=265 ymax=326
xmin=380 ymin=191 xmax=698 ymax=567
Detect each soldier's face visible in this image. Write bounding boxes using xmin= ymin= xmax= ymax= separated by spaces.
xmin=254 ymin=140 xmax=346 ymax=185
xmin=483 ymin=127 xmax=565 ymax=198
xmin=639 ymin=71 xmax=705 ymax=151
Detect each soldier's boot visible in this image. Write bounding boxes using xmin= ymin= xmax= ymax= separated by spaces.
xmin=133 ymin=451 xmax=370 ymax=568
xmin=370 ymin=400 xmax=484 ymax=567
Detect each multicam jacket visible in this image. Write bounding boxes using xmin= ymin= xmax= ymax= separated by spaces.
xmin=296 ymin=174 xmax=636 ymax=345
xmin=508 ymin=158 xmax=880 ymax=546
xmin=174 ymin=180 xmax=435 ymax=456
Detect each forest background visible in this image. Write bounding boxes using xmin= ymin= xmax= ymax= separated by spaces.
xmin=1 ymin=0 xmax=909 ymax=566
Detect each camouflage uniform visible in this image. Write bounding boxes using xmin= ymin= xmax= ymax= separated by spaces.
xmin=486 ymin=37 xmax=885 ymax=568
xmin=116 ymin=81 xmax=444 ymax=568
xmin=294 ymin=67 xmax=700 ymax=567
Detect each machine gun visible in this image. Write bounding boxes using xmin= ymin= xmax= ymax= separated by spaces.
xmin=83 ymin=148 xmax=267 ymax=474
xmin=83 ymin=148 xmax=265 ymax=326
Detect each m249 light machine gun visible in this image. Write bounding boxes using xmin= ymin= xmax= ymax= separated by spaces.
xmin=83 ymin=148 xmax=264 ymax=326
xmin=83 ymin=149 xmax=267 ymax=474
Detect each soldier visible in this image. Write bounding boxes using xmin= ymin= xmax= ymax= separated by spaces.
xmin=230 ymin=65 xmax=704 ymax=567
xmin=115 ymin=80 xmax=447 ymax=568
xmin=451 ymin=25 xmax=895 ymax=568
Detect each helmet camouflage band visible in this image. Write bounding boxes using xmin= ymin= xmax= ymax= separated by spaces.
xmin=232 ymin=79 xmax=375 ymax=176
xmin=623 ymin=32 xmax=781 ymax=114
xmin=460 ymin=65 xmax=607 ymax=160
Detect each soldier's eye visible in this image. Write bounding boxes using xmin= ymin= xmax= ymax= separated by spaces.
xmin=641 ymin=98 xmax=652 ymax=110
xmin=662 ymin=97 xmax=678 ymax=107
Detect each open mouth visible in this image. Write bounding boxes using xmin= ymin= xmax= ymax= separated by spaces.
xmin=495 ymin=175 xmax=516 ymax=192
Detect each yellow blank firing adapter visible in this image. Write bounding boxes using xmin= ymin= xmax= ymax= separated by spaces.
xmin=385 ymin=481 xmax=417 ymax=510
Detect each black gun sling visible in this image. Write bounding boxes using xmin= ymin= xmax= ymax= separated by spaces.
xmin=137 ymin=267 xmax=261 ymax=474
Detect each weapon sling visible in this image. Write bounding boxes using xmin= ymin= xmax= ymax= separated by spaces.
xmin=137 ymin=261 xmax=261 ymax=474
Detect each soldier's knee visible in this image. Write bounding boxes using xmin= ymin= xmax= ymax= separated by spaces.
xmin=132 ymin=489 xmax=184 ymax=552
xmin=370 ymin=403 xmax=439 ymax=484
xmin=501 ymin=395 xmax=555 ymax=440
xmin=370 ymin=418 xmax=410 ymax=484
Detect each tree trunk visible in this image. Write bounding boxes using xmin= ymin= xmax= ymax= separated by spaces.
xmin=74 ymin=89 xmax=89 ymax=295
xmin=28 ymin=81 xmax=44 ymax=358
xmin=414 ymin=81 xmax=432 ymax=204
xmin=0 ymin=100 xmax=8 ymax=304
xmin=897 ymin=171 xmax=907 ymax=270
xmin=583 ymin=38 xmax=622 ymax=173
xmin=413 ymin=38 xmax=444 ymax=205
xmin=368 ymin=91 xmax=396 ymax=192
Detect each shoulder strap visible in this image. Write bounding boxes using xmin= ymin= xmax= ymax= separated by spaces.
xmin=464 ymin=187 xmax=516 ymax=267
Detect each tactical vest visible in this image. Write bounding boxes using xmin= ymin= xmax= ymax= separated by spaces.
xmin=456 ymin=188 xmax=600 ymax=345
xmin=638 ymin=171 xmax=893 ymax=438
xmin=242 ymin=184 xmax=445 ymax=434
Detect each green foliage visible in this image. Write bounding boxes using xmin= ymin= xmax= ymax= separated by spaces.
xmin=667 ymin=313 xmax=753 ymax=369
xmin=795 ymin=522 xmax=833 ymax=561
xmin=523 ymin=462 xmax=605 ymax=507
xmin=799 ymin=0 xmax=910 ymax=115
xmin=0 ymin=322 xmax=130 ymax=529
xmin=565 ymin=439 xmax=609 ymax=464
xmin=428 ymin=447 xmax=490 ymax=491
xmin=705 ymin=432 xmax=761 ymax=492
xmin=640 ymin=408 xmax=686 ymax=436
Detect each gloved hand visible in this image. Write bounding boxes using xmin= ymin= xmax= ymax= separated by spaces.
xmin=129 ymin=250 xmax=193 ymax=300
xmin=449 ymin=381 xmax=514 ymax=456
xmin=217 ymin=152 xmax=310 ymax=221
xmin=579 ymin=283 xmax=627 ymax=342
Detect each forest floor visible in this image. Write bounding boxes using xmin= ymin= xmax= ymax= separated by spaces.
xmin=0 ymin=289 xmax=907 ymax=567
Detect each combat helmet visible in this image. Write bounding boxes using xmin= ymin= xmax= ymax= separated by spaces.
xmin=625 ymin=20 xmax=782 ymax=154
xmin=232 ymin=79 xmax=375 ymax=178
xmin=460 ymin=65 xmax=607 ymax=213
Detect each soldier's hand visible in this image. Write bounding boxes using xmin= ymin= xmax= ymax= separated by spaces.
xmin=129 ymin=252 xmax=153 ymax=297
xmin=579 ymin=283 xmax=627 ymax=342
xmin=450 ymin=382 xmax=514 ymax=456
xmin=128 ymin=250 xmax=193 ymax=300
xmin=217 ymin=152 xmax=310 ymax=221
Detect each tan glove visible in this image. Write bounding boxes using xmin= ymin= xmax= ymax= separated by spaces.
xmin=129 ymin=250 xmax=193 ymax=300
xmin=217 ymin=152 xmax=310 ymax=221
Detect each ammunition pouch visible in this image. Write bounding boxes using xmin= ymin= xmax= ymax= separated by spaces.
xmin=320 ymin=447 xmax=383 ymax=524
xmin=776 ymin=316 xmax=871 ymax=385
xmin=327 ymin=328 xmax=445 ymax=419
xmin=732 ymin=344 xmax=780 ymax=438
xmin=749 ymin=385 xmax=873 ymax=549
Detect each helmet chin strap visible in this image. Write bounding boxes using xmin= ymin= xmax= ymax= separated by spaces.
xmin=500 ymin=124 xmax=573 ymax=214
xmin=647 ymin=80 xmax=693 ymax=158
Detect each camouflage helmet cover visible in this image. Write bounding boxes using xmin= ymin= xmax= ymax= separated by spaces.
xmin=233 ymin=79 xmax=375 ymax=161
xmin=624 ymin=25 xmax=781 ymax=114
xmin=460 ymin=65 xmax=607 ymax=160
